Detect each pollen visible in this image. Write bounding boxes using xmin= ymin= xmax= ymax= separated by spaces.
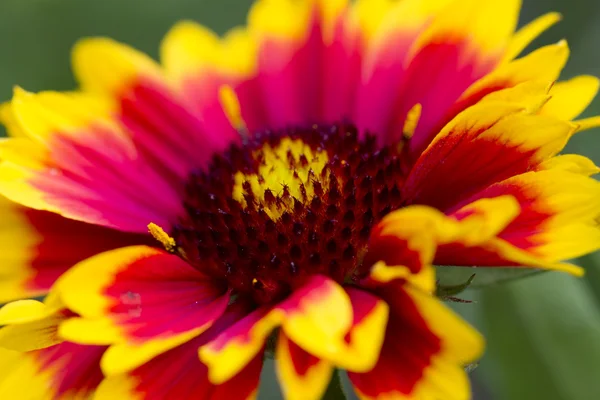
xmin=148 ymin=222 xmax=177 ymax=253
xmin=219 ymin=85 xmax=246 ymax=133
xmin=173 ymin=123 xmax=405 ymax=305
xmin=403 ymin=103 xmax=422 ymax=139
xmin=232 ymin=137 xmax=329 ymax=220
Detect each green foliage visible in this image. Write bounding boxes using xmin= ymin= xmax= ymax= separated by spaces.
xmin=0 ymin=0 xmax=253 ymax=98
xmin=436 ymin=266 xmax=542 ymax=290
xmin=478 ymin=269 xmax=600 ymax=399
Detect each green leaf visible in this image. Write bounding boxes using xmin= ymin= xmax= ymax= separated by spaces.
xmin=0 ymin=0 xmax=255 ymax=101
xmin=339 ymin=371 xmax=359 ymax=400
xmin=257 ymin=359 xmax=283 ymax=400
xmin=258 ymin=362 xmax=350 ymax=400
xmin=323 ymin=370 xmax=349 ymax=400
xmin=436 ymin=265 xmax=545 ymax=289
xmin=477 ymin=268 xmax=600 ymax=400
xmin=436 ymin=273 xmax=476 ymax=298
xmin=465 ymin=362 xmax=479 ymax=374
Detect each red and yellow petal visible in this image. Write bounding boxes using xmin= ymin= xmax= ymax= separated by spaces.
xmin=198 ymin=306 xmax=275 ymax=385
xmin=0 ymin=291 xmax=106 ymax=399
xmin=409 ymin=0 xmax=520 ymax=58
xmin=276 ymin=277 xmax=387 ymax=374
xmin=365 ymin=193 xmax=583 ymax=277
xmin=471 ymin=72 xmax=600 ymax=134
xmin=200 ymin=275 xmax=388 ymax=385
xmin=96 ymin=345 xmax=261 ymax=400
xmin=235 ymin=0 xmax=335 ymax=130
xmin=0 ymin=89 xmax=184 ymax=232
xmin=349 ymin=282 xmax=483 ymax=400
xmin=117 ymin=76 xmax=237 ymax=180
xmin=366 ymin=262 xmax=436 ymax=297
xmin=72 ymin=38 xmax=162 ymax=97
xmin=402 ymin=99 xmax=575 ymax=211
xmin=366 ymin=197 xmax=520 ymax=290
xmin=365 ymin=206 xmax=440 ymax=292
xmin=0 ymin=37 xmax=243 ymax=233
xmin=199 ymin=275 xmax=355 ymax=384
xmin=245 ymin=0 xmax=352 ymax=57
xmin=0 ymin=195 xmax=144 ymax=303
xmin=336 ymin=288 xmax=389 ymax=370
xmin=482 ymin=170 xmax=600 ymax=238
xmin=74 ymin=34 xmax=234 ymax=161
xmin=95 ymin=304 xmax=262 ymax=400
xmin=451 ymin=41 xmax=569 ymax=121
xmin=57 ymin=245 xmax=229 ymax=374
xmin=74 ymin=36 xmax=233 ymax=178
xmin=160 ymin=21 xmax=255 ymax=140
xmin=229 ymin=0 xmax=381 ymax=131
xmin=161 ymin=22 xmax=256 ymax=87
xmin=275 ymin=332 xmax=334 ymax=400
xmin=0 ymin=343 xmax=106 ymax=400
xmin=152 ymin=0 xmax=588 ymax=171
xmin=394 ymin=0 xmax=521 ymax=152
xmin=315 ymin=0 xmax=363 ymax=123
xmin=353 ymin=0 xmax=452 ymax=135
xmin=436 ymin=169 xmax=600 ymax=273
xmin=275 ymin=275 xmax=354 ymax=362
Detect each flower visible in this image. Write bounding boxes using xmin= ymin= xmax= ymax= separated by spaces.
xmin=0 ymin=0 xmax=599 ymax=399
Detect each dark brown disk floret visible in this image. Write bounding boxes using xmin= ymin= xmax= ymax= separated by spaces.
xmin=173 ymin=123 xmax=405 ymax=305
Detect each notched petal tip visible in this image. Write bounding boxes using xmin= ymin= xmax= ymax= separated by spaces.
xmin=503 ymin=11 xmax=563 ymax=62
xmin=72 ymin=37 xmax=162 ymax=95
xmin=538 ymin=154 xmax=600 ymax=176
xmin=275 ymin=332 xmax=334 ymax=400
xmin=199 ymin=307 xmax=279 ymax=385
xmin=247 ymin=0 xmax=313 ymax=40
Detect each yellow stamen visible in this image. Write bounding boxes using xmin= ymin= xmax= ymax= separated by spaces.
xmin=219 ymin=85 xmax=247 ymax=134
xmin=403 ymin=103 xmax=422 ymax=139
xmin=148 ymin=222 xmax=176 ymax=252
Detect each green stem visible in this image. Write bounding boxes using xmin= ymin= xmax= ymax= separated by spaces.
xmin=322 ymin=370 xmax=347 ymax=400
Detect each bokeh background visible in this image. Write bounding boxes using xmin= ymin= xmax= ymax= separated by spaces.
xmin=0 ymin=0 xmax=598 ymax=399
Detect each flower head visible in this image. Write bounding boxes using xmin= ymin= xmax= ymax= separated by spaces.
xmin=0 ymin=0 xmax=599 ymax=399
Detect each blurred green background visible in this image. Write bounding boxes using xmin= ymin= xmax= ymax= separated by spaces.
xmin=0 ymin=1 xmax=598 ymax=399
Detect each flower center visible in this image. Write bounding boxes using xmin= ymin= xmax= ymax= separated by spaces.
xmin=173 ymin=123 xmax=405 ymax=305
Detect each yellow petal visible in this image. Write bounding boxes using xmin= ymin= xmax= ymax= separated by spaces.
xmin=72 ymin=37 xmax=163 ymax=95
xmin=410 ymin=0 xmax=520 ymax=57
xmin=160 ymin=21 xmax=256 ymax=83
xmin=538 ymin=154 xmax=599 ymax=176
xmin=461 ymin=41 xmax=570 ymax=102
xmin=503 ymin=12 xmax=562 ymax=61
xmin=542 ymin=75 xmax=599 ymax=120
